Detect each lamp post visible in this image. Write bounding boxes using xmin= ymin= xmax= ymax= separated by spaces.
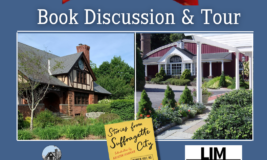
xmin=242 ymin=56 xmax=246 ymax=81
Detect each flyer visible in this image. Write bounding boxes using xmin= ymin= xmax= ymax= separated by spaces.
xmin=0 ymin=0 xmax=264 ymax=159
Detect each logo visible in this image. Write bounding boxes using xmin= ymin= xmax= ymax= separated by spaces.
xmin=62 ymin=0 xmax=70 ymax=4
xmin=185 ymin=146 xmax=242 ymax=160
xmin=42 ymin=145 xmax=62 ymax=160
xmin=174 ymin=0 xmax=199 ymax=5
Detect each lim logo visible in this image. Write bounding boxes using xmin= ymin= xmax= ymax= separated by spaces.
xmin=185 ymin=146 xmax=242 ymax=160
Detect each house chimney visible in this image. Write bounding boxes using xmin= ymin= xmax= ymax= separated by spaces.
xmin=177 ymin=41 xmax=184 ymax=49
xmin=76 ymin=44 xmax=90 ymax=63
xmin=140 ymin=33 xmax=151 ymax=57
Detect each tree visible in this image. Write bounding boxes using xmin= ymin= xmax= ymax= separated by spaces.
xmin=178 ymin=85 xmax=193 ymax=104
xmin=169 ymin=33 xmax=185 ymax=42
xmin=136 ymin=47 xmax=145 ymax=91
xmin=137 ymin=90 xmax=155 ymax=119
xmin=180 ymin=69 xmax=191 ymax=80
xmin=162 ymin=85 xmax=176 ymax=108
xmin=219 ymin=71 xmax=226 ymax=87
xmin=95 ymin=75 xmax=133 ymax=99
xmin=243 ymin=61 xmax=249 ymax=77
xmin=155 ymin=67 xmax=166 ymax=81
xmin=18 ymin=50 xmax=63 ymax=130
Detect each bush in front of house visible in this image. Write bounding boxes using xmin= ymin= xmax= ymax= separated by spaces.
xmin=178 ymin=85 xmax=193 ymax=105
xmin=162 ymin=85 xmax=176 ymax=108
xmin=110 ymin=99 xmax=134 ymax=121
xmin=219 ymin=71 xmax=227 ymax=87
xmin=97 ymin=113 xmax=121 ymax=123
xmin=180 ymin=69 xmax=191 ymax=80
xmin=23 ymin=117 xmax=31 ymax=128
xmin=207 ymin=76 xmax=232 ymax=89
xmin=98 ymin=99 xmax=113 ymax=104
xmin=191 ymin=103 xmax=206 ymax=114
xmin=165 ymin=78 xmax=190 ymax=86
xmin=137 ymin=90 xmax=156 ymax=119
xmin=153 ymin=105 xmax=182 ymax=129
xmin=18 ymin=111 xmax=24 ymax=130
xmin=155 ymin=67 xmax=166 ymax=81
xmin=228 ymin=75 xmax=249 ymax=89
xmin=192 ymin=104 xmax=252 ymax=139
xmin=150 ymin=77 xmax=162 ymax=84
xmin=18 ymin=130 xmax=34 ymax=140
xmin=33 ymin=110 xmax=63 ymax=128
xmin=213 ymin=89 xmax=252 ymax=109
xmin=64 ymin=125 xmax=91 ymax=139
xmin=87 ymin=104 xmax=112 ymax=113
xmin=33 ymin=126 xmax=61 ymax=140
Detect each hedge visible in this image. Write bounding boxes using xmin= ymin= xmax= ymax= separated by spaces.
xmin=110 ymin=99 xmax=134 ymax=121
xmin=165 ymin=78 xmax=190 ymax=86
xmin=87 ymin=104 xmax=111 ymax=113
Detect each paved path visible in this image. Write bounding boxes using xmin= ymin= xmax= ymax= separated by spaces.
xmin=135 ymin=84 xmax=231 ymax=113
xmin=156 ymin=105 xmax=212 ymax=140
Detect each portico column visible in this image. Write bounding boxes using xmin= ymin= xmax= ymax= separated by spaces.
xmin=235 ymin=51 xmax=240 ymax=89
xmin=170 ymin=64 xmax=172 ymax=75
xmin=209 ymin=61 xmax=212 ymax=77
xmin=158 ymin=64 xmax=160 ymax=72
xmin=145 ymin=64 xmax=147 ymax=77
xmin=196 ymin=42 xmax=202 ymax=103
xmin=221 ymin=60 xmax=224 ymax=72
xmin=190 ymin=63 xmax=193 ymax=75
xmin=249 ymin=55 xmax=252 ymax=90
xmin=165 ymin=63 xmax=167 ymax=75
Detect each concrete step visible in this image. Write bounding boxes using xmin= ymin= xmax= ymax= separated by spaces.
xmin=53 ymin=112 xmax=73 ymax=120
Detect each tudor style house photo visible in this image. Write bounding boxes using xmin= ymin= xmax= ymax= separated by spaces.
xmin=17 ymin=32 xmax=134 ymax=140
xmin=18 ymin=42 xmax=111 ymax=118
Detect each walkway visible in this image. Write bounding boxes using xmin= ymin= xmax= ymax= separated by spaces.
xmin=156 ymin=104 xmax=212 ymax=140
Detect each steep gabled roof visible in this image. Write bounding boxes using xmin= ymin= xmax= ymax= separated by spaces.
xmin=50 ymin=52 xmax=83 ymax=75
xmin=18 ymin=42 xmax=69 ymax=88
xmin=93 ymin=82 xmax=111 ymax=95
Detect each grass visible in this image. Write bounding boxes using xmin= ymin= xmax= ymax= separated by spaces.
xmin=18 ymin=118 xmax=124 ymax=140
xmin=206 ymin=76 xmax=232 ymax=89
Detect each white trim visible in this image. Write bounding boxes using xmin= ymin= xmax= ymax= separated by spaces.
xmin=209 ymin=61 xmax=212 ymax=77
xmin=221 ymin=60 xmax=224 ymax=72
xmin=235 ymin=51 xmax=240 ymax=89
xmin=196 ymin=42 xmax=202 ymax=103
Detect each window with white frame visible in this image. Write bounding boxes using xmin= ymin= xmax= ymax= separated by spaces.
xmin=185 ymin=63 xmax=191 ymax=71
xmin=172 ymin=64 xmax=181 ymax=75
xmin=160 ymin=64 xmax=165 ymax=72
xmin=166 ymin=64 xmax=170 ymax=75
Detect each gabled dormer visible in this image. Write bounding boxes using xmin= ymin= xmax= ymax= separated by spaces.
xmin=50 ymin=44 xmax=96 ymax=91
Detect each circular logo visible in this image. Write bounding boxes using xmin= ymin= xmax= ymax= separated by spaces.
xmin=42 ymin=145 xmax=62 ymax=160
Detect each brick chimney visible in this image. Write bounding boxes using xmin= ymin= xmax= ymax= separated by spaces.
xmin=76 ymin=44 xmax=90 ymax=63
xmin=140 ymin=33 xmax=151 ymax=57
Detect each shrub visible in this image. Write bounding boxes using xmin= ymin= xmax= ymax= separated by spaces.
xmin=188 ymin=108 xmax=197 ymax=118
xmin=191 ymin=103 xmax=206 ymax=114
xmin=192 ymin=104 xmax=252 ymax=139
xmin=18 ymin=111 xmax=24 ymax=130
xmin=228 ymin=75 xmax=249 ymax=89
xmin=110 ymin=99 xmax=134 ymax=120
xmin=33 ymin=127 xmax=61 ymax=140
xmin=181 ymin=69 xmax=191 ymax=80
xmin=23 ymin=117 xmax=31 ymax=128
xmin=18 ymin=130 xmax=34 ymax=140
xmin=137 ymin=90 xmax=155 ymax=119
xmin=219 ymin=71 xmax=227 ymax=87
xmin=162 ymin=85 xmax=176 ymax=108
xmin=213 ymin=89 xmax=252 ymax=109
xmin=87 ymin=104 xmax=111 ymax=113
xmin=155 ymin=67 xmax=166 ymax=81
xmin=150 ymin=77 xmax=162 ymax=84
xmin=178 ymin=85 xmax=193 ymax=104
xmin=165 ymin=78 xmax=190 ymax=86
xmin=124 ymin=94 xmax=134 ymax=100
xmin=89 ymin=123 xmax=106 ymax=137
xmin=98 ymin=99 xmax=113 ymax=104
xmin=97 ymin=113 xmax=120 ymax=123
xmin=207 ymin=76 xmax=232 ymax=89
xmin=64 ymin=125 xmax=90 ymax=139
xmin=33 ymin=110 xmax=63 ymax=128
xmin=154 ymin=105 xmax=182 ymax=129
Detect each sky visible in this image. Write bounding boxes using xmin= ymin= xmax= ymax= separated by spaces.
xmin=42 ymin=145 xmax=60 ymax=157
xmin=18 ymin=32 xmax=134 ymax=68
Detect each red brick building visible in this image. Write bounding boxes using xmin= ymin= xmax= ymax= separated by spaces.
xmin=18 ymin=42 xmax=111 ymax=117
